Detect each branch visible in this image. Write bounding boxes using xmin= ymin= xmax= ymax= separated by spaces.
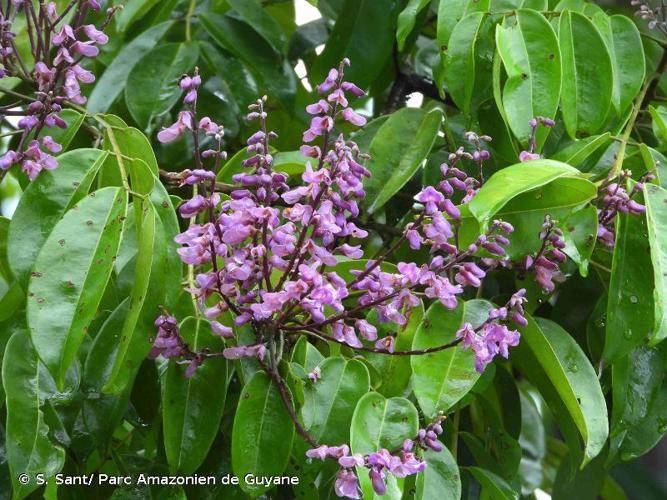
xmin=258 ymin=359 xmax=319 ymax=448
xmin=298 ymin=326 xmax=462 ymax=356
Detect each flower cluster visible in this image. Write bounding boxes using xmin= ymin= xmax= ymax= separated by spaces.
xmin=456 ymin=290 xmax=525 ymax=372
xmin=151 ymin=59 xmax=527 ymax=498
xmin=519 ymin=117 xmax=555 ymax=162
xmin=150 ymin=314 xmax=206 ymax=377
xmin=597 ymin=170 xmax=649 ymax=248
xmin=520 ymin=215 xmax=567 ymax=293
xmin=307 ymin=415 xmax=446 ymax=498
xmin=633 ymin=0 xmax=667 ymax=33
xmin=0 ymin=2 xmax=113 ymax=180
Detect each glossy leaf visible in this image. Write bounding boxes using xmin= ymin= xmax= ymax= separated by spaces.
xmin=163 ymin=317 xmax=228 ymax=474
xmin=3 ymin=332 xmax=65 ymax=499
xmin=88 ymin=22 xmax=173 ymax=113
xmin=125 ymin=42 xmax=200 ymax=128
xmin=115 ymin=0 xmax=159 ymax=32
xmin=611 ymin=343 xmax=667 ymax=461
xmin=104 ymin=200 xmax=167 ymax=393
xmin=561 ymin=205 xmax=598 ymax=277
xmin=415 ymin=447 xmax=461 ymax=500
xmin=513 ymin=316 xmax=608 ymax=464
xmin=200 ymin=13 xmax=295 ymax=106
xmin=558 ymin=11 xmax=613 ymax=138
xmin=8 ymin=149 xmax=108 ymax=285
xmin=550 ymin=133 xmax=611 ymax=167
xmin=302 ymin=357 xmax=370 ymax=444
xmin=467 ymin=467 xmax=519 ymax=500
xmin=27 ymin=187 xmax=126 ymax=388
xmin=227 ymin=0 xmax=287 ymax=54
xmin=363 ymin=300 xmax=424 ymax=397
xmin=495 ymin=9 xmax=561 ymax=145
xmin=231 ymin=371 xmax=295 ymax=495
xmin=591 ymin=13 xmax=645 ymax=115
xmin=644 ymin=183 xmax=667 ymax=343
xmin=445 ymin=12 xmax=486 ymax=114
xmin=80 ymin=299 xmax=132 ymax=451
xmin=468 ymin=159 xmax=582 ymax=227
xmin=639 ymin=144 xmax=667 ymax=188
xmin=397 ymin=0 xmax=431 ymax=50
xmin=458 ymin=176 xmax=597 ymax=260
xmin=363 ymin=107 xmax=442 ymax=214
xmin=310 ymin=0 xmax=398 ymax=89
xmin=412 ymin=299 xmax=494 ymax=417
xmin=437 ymin=0 xmax=489 ymax=49
xmin=603 ymin=209 xmax=655 ymax=361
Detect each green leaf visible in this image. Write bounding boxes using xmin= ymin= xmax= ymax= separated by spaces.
xmin=561 ymin=206 xmax=599 ymax=277
xmin=200 ymin=13 xmax=295 ymax=106
xmin=350 ymin=393 xmax=419 ymax=499
xmin=603 ymin=209 xmax=655 ymax=361
xmin=0 ymin=216 xmax=10 ymax=282
xmin=412 ymin=299 xmax=494 ymax=417
xmin=8 ymin=149 xmax=107 ymax=285
xmin=437 ymin=0 xmax=489 ymax=49
xmin=459 ymin=174 xmax=597 ymax=260
xmin=591 ymin=13 xmax=645 ymax=115
xmin=468 ymin=159 xmax=582 ymax=227
xmin=163 ymin=317 xmax=229 ymax=474
xmin=495 ymin=9 xmax=561 ymax=145
xmin=102 ymin=122 xmax=159 ymax=175
xmin=461 ymin=431 xmax=521 ymax=483
xmin=649 ymin=105 xmax=667 ymax=146
xmin=88 ymin=22 xmax=173 ymax=113
xmin=363 ymin=107 xmax=442 ymax=214
xmin=639 ymin=144 xmax=667 ymax=188
xmin=611 ymin=343 xmax=667 ymax=461
xmin=302 ymin=357 xmax=370 ymax=444
xmin=125 ymin=42 xmax=199 ymax=129
xmin=115 ymin=0 xmax=160 ymax=32
xmin=550 ymin=133 xmax=611 ymax=166
xmin=104 ymin=200 xmax=167 ymax=393
xmin=558 ymin=11 xmax=613 ymax=138
xmin=513 ymin=316 xmax=608 ymax=465
xmin=644 ymin=183 xmax=667 ymax=343
xmin=232 ymin=371 xmax=295 ymax=495
xmin=27 ymin=187 xmax=126 ymax=388
xmin=415 ymin=447 xmax=462 ymax=500
xmin=364 ymin=300 xmax=424 ymax=397
xmin=467 ymin=467 xmax=519 ymax=500
xmin=227 ymin=0 xmax=287 ymax=54
xmin=3 ymin=332 xmax=65 ymax=499
xmin=310 ymin=0 xmax=398 ymax=89
xmin=397 ymin=0 xmax=431 ymax=50
xmin=445 ymin=12 xmax=486 ymax=114
xmin=80 ymin=299 xmax=132 ymax=451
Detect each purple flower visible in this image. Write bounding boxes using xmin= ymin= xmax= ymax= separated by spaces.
xmin=340 ymin=107 xmax=366 ymax=126
xmin=222 ymin=343 xmax=266 ymax=361
xmin=158 ymin=111 xmax=193 ymax=143
xmin=334 ymin=469 xmax=361 ymax=499
xmin=82 ymin=24 xmax=108 ymax=44
xmin=318 ymin=68 xmax=339 ymax=94
xmin=306 ymin=445 xmax=330 ymax=461
xmin=211 ymin=321 xmax=234 ymax=339
xmin=71 ymin=41 xmax=99 ymax=57
xmin=338 ymin=454 xmax=364 ymax=468
xmin=308 ymin=366 xmax=321 ymax=382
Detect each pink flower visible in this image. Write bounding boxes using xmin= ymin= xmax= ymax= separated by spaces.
xmin=158 ymin=111 xmax=193 ymax=143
